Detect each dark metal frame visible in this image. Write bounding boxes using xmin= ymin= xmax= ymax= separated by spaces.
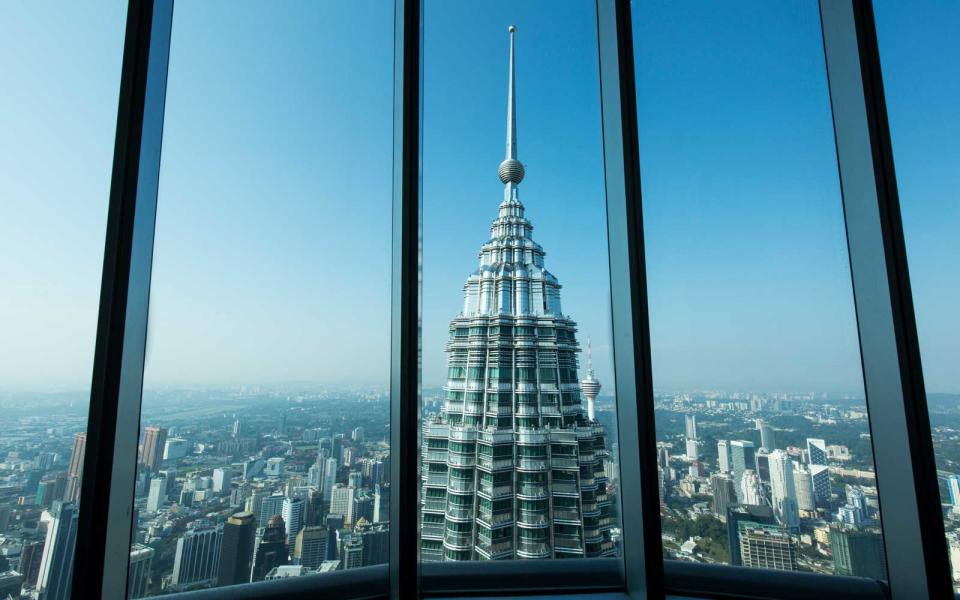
xmin=819 ymin=1 xmax=951 ymax=598
xmin=63 ymin=0 xmax=950 ymax=598
xmin=390 ymin=0 xmax=422 ymax=598
xmin=74 ymin=1 xmax=173 ymax=598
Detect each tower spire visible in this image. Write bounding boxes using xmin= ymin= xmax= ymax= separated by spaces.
xmin=581 ymin=337 xmax=601 ymax=422
xmin=498 ymin=25 xmax=525 ymax=195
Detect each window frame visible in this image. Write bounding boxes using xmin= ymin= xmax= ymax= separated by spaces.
xmin=68 ymin=0 xmax=952 ymax=598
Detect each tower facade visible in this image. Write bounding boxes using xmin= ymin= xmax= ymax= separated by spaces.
xmin=421 ymin=26 xmax=614 ymax=562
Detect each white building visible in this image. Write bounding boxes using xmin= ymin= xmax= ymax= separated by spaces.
xmin=212 ymin=468 xmax=231 ymax=494
xmin=147 ymin=476 xmax=167 ymax=513
xmin=768 ymin=451 xmax=799 ymax=529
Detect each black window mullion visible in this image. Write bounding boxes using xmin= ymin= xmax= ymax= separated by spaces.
xmin=390 ymin=0 xmax=421 ymax=598
xmin=73 ymin=1 xmax=173 ymax=598
xmin=596 ymin=0 xmax=664 ymax=596
xmin=819 ymin=1 xmax=950 ymax=597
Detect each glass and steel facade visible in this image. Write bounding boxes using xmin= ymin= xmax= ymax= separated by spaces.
xmin=421 ymin=29 xmax=613 ymax=562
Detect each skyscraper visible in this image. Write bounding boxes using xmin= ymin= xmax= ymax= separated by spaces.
xmin=768 ymin=450 xmax=799 ymax=529
xmin=685 ymin=414 xmax=698 ymax=441
xmin=757 ymin=419 xmax=775 ymax=452
xmin=730 ymin=440 xmax=756 ymax=493
xmin=146 ymin=476 xmax=167 ymax=513
xmin=294 ymin=526 xmax=327 ymax=569
xmin=322 ymin=457 xmax=338 ymax=501
xmin=259 ymin=493 xmax=285 ymax=528
xmin=128 ymin=544 xmax=154 ymax=598
xmin=739 ymin=527 xmax=798 ymax=571
xmin=36 ymin=501 xmax=78 ymax=600
xmin=65 ymin=432 xmax=86 ymax=504
xmin=140 ymin=426 xmax=168 ymax=472
xmin=830 ymin=526 xmax=887 ymax=579
xmin=252 ymin=515 xmax=288 ymax=582
xmin=727 ymin=504 xmax=776 ymax=566
xmin=171 ymin=524 xmax=223 ymax=590
xmin=218 ymin=511 xmax=256 ymax=587
xmin=212 ymin=468 xmax=231 ymax=494
xmin=329 ymin=484 xmax=355 ymax=526
xmin=711 ymin=473 xmax=736 ymax=520
xmin=420 ymin=26 xmax=613 ymax=562
xmin=717 ymin=440 xmax=731 ymax=475
xmin=282 ymin=496 xmax=306 ymax=548
xmin=806 ymin=438 xmax=827 ymax=466
xmin=373 ymin=483 xmax=390 ymax=523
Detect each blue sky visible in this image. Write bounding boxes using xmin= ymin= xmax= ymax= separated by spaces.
xmin=0 ymin=1 xmax=956 ymax=395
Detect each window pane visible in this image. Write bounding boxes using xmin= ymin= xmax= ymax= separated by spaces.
xmin=126 ymin=2 xmax=392 ymax=596
xmin=633 ymin=1 xmax=887 ymax=578
xmin=420 ymin=0 xmax=623 ymax=578
xmin=0 ymin=3 xmax=125 ymax=598
xmin=874 ymin=1 xmax=960 ymax=591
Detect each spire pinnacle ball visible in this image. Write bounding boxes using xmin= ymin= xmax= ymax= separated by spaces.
xmin=498 ymin=158 xmax=525 ymax=184
xmin=508 ymin=25 xmax=516 ymax=33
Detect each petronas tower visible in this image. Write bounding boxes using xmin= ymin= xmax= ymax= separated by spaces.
xmin=421 ymin=26 xmax=615 ymax=562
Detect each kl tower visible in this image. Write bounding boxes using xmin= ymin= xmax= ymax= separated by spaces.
xmin=581 ymin=338 xmax=601 ymax=422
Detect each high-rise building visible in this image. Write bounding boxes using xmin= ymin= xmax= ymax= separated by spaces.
xmin=340 ymin=533 xmax=364 ymax=569
xmin=711 ymin=473 xmax=736 ymax=520
xmin=727 ymin=504 xmax=776 ymax=567
xmin=36 ymin=501 xmax=79 ymax=600
xmin=419 ymin=26 xmax=614 ymax=563
xmin=282 ymin=497 xmax=306 ymax=548
xmin=830 ymin=527 xmax=886 ymax=579
xmin=128 ymin=544 xmax=154 ymax=598
xmin=739 ymin=470 xmax=763 ymax=506
xmin=948 ymin=476 xmax=960 ymax=513
xmin=213 ymin=468 xmax=231 ymax=494
xmin=717 ymin=440 xmax=731 ymax=475
xmin=20 ymin=539 xmax=45 ymax=587
xmin=252 ymin=515 xmax=288 ymax=582
xmin=322 ymin=457 xmax=338 ymax=501
xmin=65 ymin=432 xmax=86 ymax=503
xmin=356 ymin=520 xmax=389 ymax=566
xmin=807 ymin=438 xmax=827 ymax=466
xmin=373 ymin=483 xmax=390 ymax=523
xmin=730 ymin=440 xmax=756 ymax=493
xmin=140 ymin=426 xmax=168 ymax=472
xmin=739 ymin=527 xmax=798 ymax=571
xmin=0 ymin=572 xmax=23 ymax=599
xmin=329 ymin=484 xmax=355 ymax=525
xmin=146 ymin=476 xmax=167 ymax=513
xmin=810 ymin=464 xmax=831 ymax=507
xmin=757 ymin=420 xmax=775 ymax=452
xmin=218 ymin=511 xmax=256 ymax=587
xmin=685 ymin=414 xmax=698 ymax=441
xmin=768 ymin=450 xmax=799 ymax=529
xmin=793 ymin=464 xmax=816 ymax=513
xmin=294 ymin=526 xmax=327 ymax=569
xmin=171 ymin=524 xmax=223 ymax=589
xmin=163 ymin=437 xmax=189 ymax=461
xmin=259 ymin=493 xmax=285 ymax=528
xmin=685 ymin=438 xmax=700 ymax=461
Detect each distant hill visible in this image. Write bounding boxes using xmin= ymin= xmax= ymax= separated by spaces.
xmin=927 ymin=393 xmax=960 ymax=413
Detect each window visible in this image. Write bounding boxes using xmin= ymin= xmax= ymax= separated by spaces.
xmin=634 ymin=0 xmax=887 ymax=579
xmin=419 ymin=0 xmax=624 ymax=579
xmin=125 ymin=2 xmax=392 ymax=595
xmin=875 ymin=0 xmax=960 ymax=592
xmin=4 ymin=1 xmax=953 ymax=598
xmin=0 ymin=3 xmax=125 ymax=598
